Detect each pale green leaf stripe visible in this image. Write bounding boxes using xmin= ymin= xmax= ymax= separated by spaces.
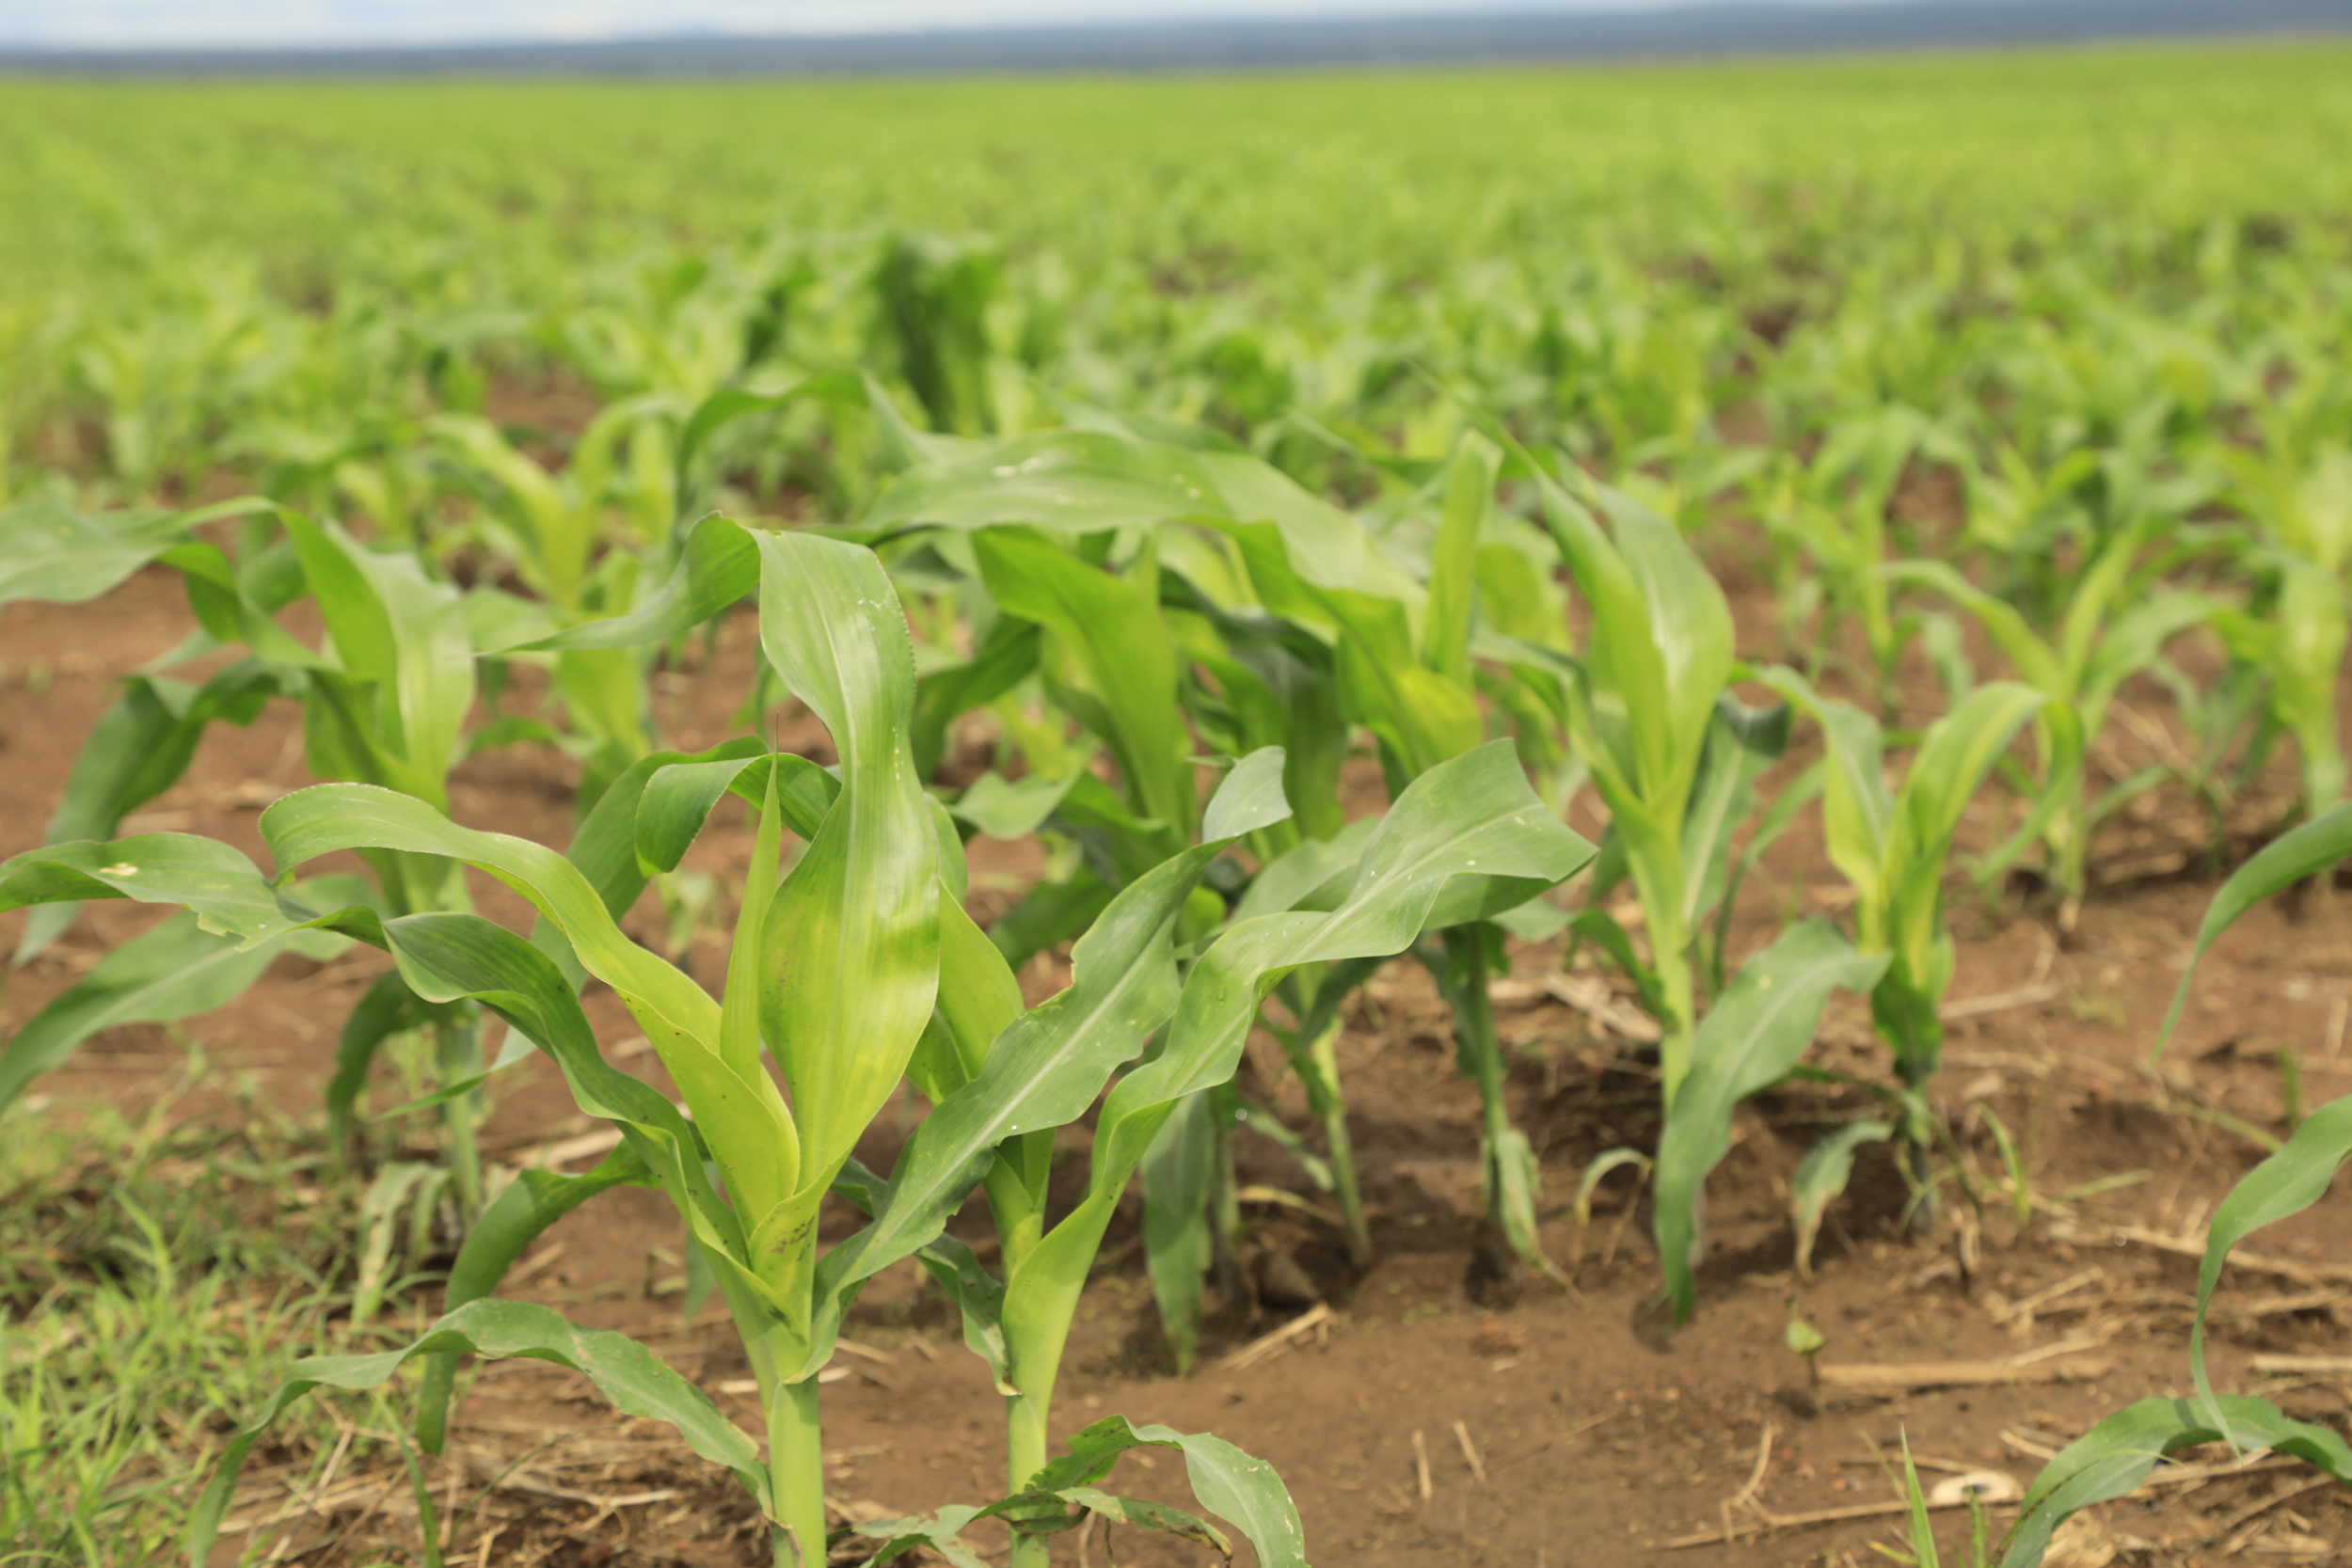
xmin=753 ymin=530 xmax=940 ymax=1198
xmin=186 ymin=1299 xmax=768 ymax=1566
xmin=1652 ymin=920 xmax=1887 ymax=1321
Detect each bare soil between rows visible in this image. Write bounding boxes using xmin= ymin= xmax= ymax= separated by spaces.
xmin=7 ymin=564 xmax=2352 ymax=1568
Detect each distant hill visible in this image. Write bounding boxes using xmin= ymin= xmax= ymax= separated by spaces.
xmin=7 ymin=0 xmax=2348 ymax=76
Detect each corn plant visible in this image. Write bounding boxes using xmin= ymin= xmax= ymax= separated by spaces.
xmin=1887 ymin=515 xmax=2220 ymax=923
xmin=857 ymin=417 xmax=1580 ymax=1307
xmin=2215 ymin=443 xmax=2352 ymax=816
xmin=2000 ymin=805 xmax=2352 ymax=1567
xmin=1499 ymin=457 xmax=1770 ymax=1101
xmin=1759 ymin=669 xmax=2052 ymax=1227
xmin=1761 ymin=404 xmax=1972 ymax=706
xmin=0 ymin=530 xmax=1337 ymax=1567
xmin=1423 ymin=453 xmax=1891 ymax=1317
xmin=0 ymin=496 xmax=653 ymax=1301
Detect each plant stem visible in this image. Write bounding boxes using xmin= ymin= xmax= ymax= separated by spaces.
xmin=1004 ymin=1387 xmax=1053 ymax=1568
xmin=1303 ymin=1020 xmax=1374 ymax=1267
xmin=767 ymin=1373 xmax=828 ymax=1568
xmin=1439 ymin=929 xmax=1524 ymax=1259
xmin=433 ymin=1016 xmax=485 ymax=1220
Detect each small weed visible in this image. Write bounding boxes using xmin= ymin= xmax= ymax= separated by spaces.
xmin=0 ymin=1065 xmax=352 ymax=1564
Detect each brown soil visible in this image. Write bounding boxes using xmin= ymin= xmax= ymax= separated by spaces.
xmin=7 ymin=564 xmax=2352 ymax=1568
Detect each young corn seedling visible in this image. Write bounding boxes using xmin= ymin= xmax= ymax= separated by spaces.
xmin=1766 ymin=404 xmax=1972 ymax=709
xmin=0 ymin=495 xmax=695 ymax=1309
xmin=1887 ymin=513 xmax=2220 ymax=926
xmin=1493 ymin=453 xmax=1785 ymax=1093
xmin=3 ymin=528 xmax=1334 ymax=1568
xmin=863 ymin=416 xmax=1572 ymax=1299
xmin=1447 ymin=446 xmax=1892 ymax=1319
xmin=2 ymin=504 xmax=494 ymax=1209
xmin=1759 ymin=668 xmax=2052 ymax=1231
xmin=429 ymin=404 xmax=691 ymax=800
xmin=1999 ymin=804 xmax=2352 ymax=1567
xmin=2216 ymin=443 xmax=2352 ymax=816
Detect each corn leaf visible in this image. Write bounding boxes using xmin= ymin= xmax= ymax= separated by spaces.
xmin=752 ymin=529 xmax=940 ymax=1211
xmin=0 ymin=909 xmax=346 ymax=1110
xmin=1792 ymin=1118 xmax=1896 ymax=1280
xmin=186 ymin=1298 xmax=769 ymax=1568
xmin=998 ymin=741 xmax=1591 ymax=1415
xmin=1653 ymin=921 xmax=1888 ymax=1319
xmin=2188 ymin=1094 xmax=2352 ymax=1431
xmin=1998 ymin=1397 xmax=2352 ymax=1568
xmin=2153 ymin=801 xmax=2352 ymax=1063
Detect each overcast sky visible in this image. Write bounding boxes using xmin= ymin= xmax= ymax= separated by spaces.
xmin=1 ymin=0 xmax=1843 ymax=49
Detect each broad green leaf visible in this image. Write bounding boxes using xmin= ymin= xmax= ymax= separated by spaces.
xmin=2152 ymin=802 xmax=2352 ymax=1064
xmin=870 ymin=430 xmax=1221 ymax=537
xmin=1792 ymin=1119 xmax=1895 ymax=1280
xmin=0 ymin=910 xmax=346 ymax=1109
xmin=1233 ymin=817 xmax=1377 ymax=923
xmin=260 ymin=786 xmax=798 ymax=1229
xmin=852 ymin=1507 xmax=993 ymax=1568
xmin=514 ymin=512 xmax=759 ymax=653
xmin=0 ymin=833 xmax=365 ymax=948
xmin=284 ymin=514 xmax=474 ymax=807
xmin=999 ymin=742 xmax=1591 ymax=1421
xmin=950 ymin=768 xmax=1085 ymax=841
xmin=1200 ymin=745 xmax=1291 ymax=842
xmin=1678 ymin=695 xmax=1791 ymax=933
xmin=186 ymin=1299 xmax=770 ymax=1566
xmin=1422 ymin=431 xmax=1499 ymax=686
xmin=634 ymin=749 xmax=835 ymax=873
xmin=1653 ymin=922 xmax=1887 ymax=1319
xmin=912 ymin=619 xmax=1041 ymax=778
xmin=373 ymin=911 xmax=759 ymax=1318
xmin=2188 ymin=1094 xmax=2352 ymax=1431
xmin=1884 ymin=561 xmax=2062 ymax=689
xmin=822 ymin=838 xmax=1248 ymax=1299
xmin=1756 ymin=667 xmax=1893 ymax=908
xmin=0 ymin=496 xmax=189 ymax=606
xmin=973 ymin=526 xmax=1193 ymax=836
xmin=672 ymin=371 xmax=873 ymax=500
xmin=1998 ymin=1397 xmax=2352 ymax=1568
xmin=17 ymin=659 xmax=281 ymax=960
xmin=416 ymin=1139 xmax=656 ymax=1450
xmin=1024 ymin=1415 xmax=1310 ymax=1568
xmin=752 ymin=530 xmax=940 ymax=1215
